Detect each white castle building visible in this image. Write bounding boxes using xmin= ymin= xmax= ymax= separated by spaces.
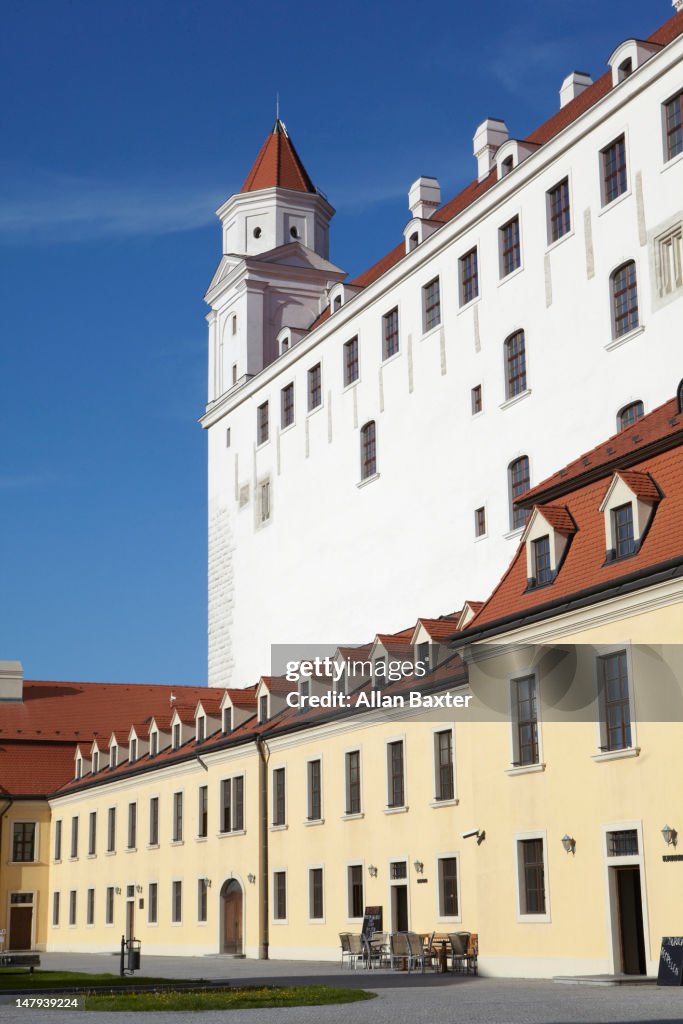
xmin=202 ymin=9 xmax=683 ymax=687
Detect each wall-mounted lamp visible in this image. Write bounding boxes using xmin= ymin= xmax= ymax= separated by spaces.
xmin=204 ymin=877 xmax=212 ymax=888
xmin=368 ymin=864 xmax=378 ymax=877
xmin=662 ymin=824 xmax=678 ymax=847
xmin=413 ymin=860 xmax=424 ymax=874
xmin=561 ymin=834 xmax=576 ymax=855
xmin=461 ymin=828 xmax=485 ymax=845
xmin=135 ymin=885 xmax=143 ymax=894
xmin=114 ymin=887 xmax=122 ymax=895
xmin=247 ymin=873 xmax=256 ymax=885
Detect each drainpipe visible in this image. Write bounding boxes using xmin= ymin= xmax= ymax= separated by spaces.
xmin=0 ymin=800 xmax=12 ymax=940
xmin=255 ymin=737 xmax=269 ymax=960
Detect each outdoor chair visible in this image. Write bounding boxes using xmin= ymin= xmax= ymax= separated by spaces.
xmin=389 ymin=931 xmax=412 ymax=971
xmin=406 ymin=931 xmax=431 ymax=973
xmin=364 ymin=931 xmax=389 ymax=969
xmin=339 ymin=932 xmax=355 ymax=968
xmin=422 ymin=931 xmax=440 ymax=971
xmin=347 ymin=932 xmax=365 ymax=969
xmin=448 ymin=932 xmax=468 ymax=973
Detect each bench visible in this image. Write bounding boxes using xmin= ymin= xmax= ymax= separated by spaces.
xmin=0 ymin=953 xmax=41 ymax=973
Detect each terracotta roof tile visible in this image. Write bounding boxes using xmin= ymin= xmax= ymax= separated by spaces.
xmin=536 ymin=504 xmax=577 ymax=533
xmin=241 ymin=119 xmax=316 ymax=194
xmin=616 ymin=469 xmax=662 ymax=502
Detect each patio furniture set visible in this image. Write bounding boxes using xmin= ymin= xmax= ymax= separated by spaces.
xmin=339 ymin=931 xmax=478 ymax=974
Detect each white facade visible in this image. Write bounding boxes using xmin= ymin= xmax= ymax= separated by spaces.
xmin=202 ymin=24 xmax=683 ymax=687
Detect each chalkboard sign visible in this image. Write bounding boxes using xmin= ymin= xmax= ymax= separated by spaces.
xmin=361 ymin=906 xmax=383 ymax=939
xmin=657 ymin=937 xmax=683 ymax=985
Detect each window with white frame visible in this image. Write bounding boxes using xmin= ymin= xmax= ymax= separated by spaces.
xmin=422 ymin=277 xmax=441 ymax=332
xmin=12 ymin=822 xmax=36 ymax=863
xmin=598 ymin=651 xmax=632 ymax=752
xmin=86 ymin=888 xmax=95 ymax=926
xmin=52 ymin=891 xmax=60 ymax=927
xmin=547 ymin=177 xmax=571 ymax=243
xmin=171 ymin=880 xmax=182 ymax=923
xmin=508 ymin=456 xmax=531 ymax=530
xmin=309 ymin=867 xmax=324 ymax=920
xmin=437 ymin=856 xmax=459 ymax=917
xmin=348 ymin=864 xmax=364 ymax=919
xmin=257 ymin=401 xmax=269 ymax=444
xmin=434 ymin=730 xmax=455 ymax=801
xmin=273 ymin=871 xmax=287 ymax=920
xmin=382 ymin=307 xmax=399 ymax=359
xmin=88 ymin=811 xmax=97 ymax=856
xmin=107 ymin=807 xmax=116 ymax=853
xmin=360 ymin=421 xmax=377 ymax=480
xmin=105 ymin=886 xmax=114 ymax=925
xmin=504 ymin=329 xmax=527 ymax=399
xmin=172 ymin=792 xmax=183 ymax=842
xmin=511 ymin=675 xmax=539 ymax=766
xmin=499 ymin=216 xmax=521 ymax=276
xmin=345 ymin=750 xmax=361 ymax=814
xmin=308 ymin=363 xmax=322 ymax=410
xmin=69 ymin=890 xmax=77 ymax=926
xmin=516 ymin=836 xmax=548 ymax=916
xmin=54 ymin=820 xmax=62 ymax=862
xmin=148 ymin=882 xmax=158 ymax=924
xmin=601 ymin=135 xmax=627 ymax=205
xmin=663 ymin=90 xmax=683 ymax=162
xmin=281 ymin=382 xmax=294 ymax=428
xmin=220 ymin=776 xmax=244 ymax=833
xmin=611 ymin=261 xmax=639 ymax=338
xmin=127 ymin=803 xmax=137 ymax=850
xmin=344 ymin=337 xmax=359 ymax=386
xmin=307 ymin=759 xmax=322 ymax=821
xmin=149 ymin=797 xmax=159 ymax=846
xmin=198 ymin=785 xmax=208 ymax=838
xmin=196 ymin=716 xmax=205 ymax=743
xmin=70 ymin=816 xmax=79 ymax=859
xmin=655 ymin=224 xmax=682 ymax=298
xmin=197 ymin=878 xmax=208 ymax=923
xmin=386 ymin=740 xmax=405 ymax=808
xmin=459 ymin=247 xmax=478 ymax=305
xmin=272 ymin=768 xmax=286 ymax=826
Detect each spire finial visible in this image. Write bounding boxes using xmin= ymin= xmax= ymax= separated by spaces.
xmin=276 ymin=92 xmax=280 ymax=122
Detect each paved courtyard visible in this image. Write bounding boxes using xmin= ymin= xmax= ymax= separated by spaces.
xmin=2 ymin=953 xmax=683 ymax=1023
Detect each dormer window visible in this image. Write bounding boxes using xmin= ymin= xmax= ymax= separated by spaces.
xmin=523 ymin=505 xmax=576 ymax=588
xmin=613 ymin=504 xmax=636 ymax=558
xmin=92 ymin=752 xmax=99 ymax=773
xmin=130 ymin=738 xmax=137 ymax=763
xmin=599 ymin=470 xmax=660 ymax=562
xmin=373 ymin=658 xmax=385 ymax=687
xmin=617 ymin=401 xmax=643 ymax=431
xmin=197 ymin=716 xmax=205 ymax=743
xmin=408 ymin=232 xmax=418 ymax=251
xmin=222 ymin=706 xmax=232 ymax=734
xmin=333 ymin=294 xmax=342 ymax=310
xmin=75 ymin=757 xmax=82 ymax=780
xmin=110 ymin=745 xmax=118 ymax=769
xmin=617 ymin=58 xmax=632 ymax=82
xmin=172 ymin=723 xmax=181 ymax=750
xmin=300 ymin=680 xmax=310 ymax=700
xmin=533 ymin=536 xmax=552 ymax=586
xmin=281 ymin=337 xmax=289 ymax=353
xmin=150 ymin=731 xmax=158 ymax=757
xmin=416 ymin=642 xmax=430 ymax=674
xmin=259 ymin=694 xmax=268 ymax=724
xmin=501 ymin=154 xmax=514 ymax=176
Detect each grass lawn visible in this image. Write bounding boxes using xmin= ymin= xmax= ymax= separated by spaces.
xmin=86 ymin=985 xmax=375 ymax=1012
xmin=0 ymin=969 xmax=177 ymax=991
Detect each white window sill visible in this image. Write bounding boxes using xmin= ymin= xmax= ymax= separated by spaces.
xmin=357 ymin=472 xmax=380 ymax=490
xmin=146 ymin=844 xmax=159 ymax=851
xmin=170 ymin=839 xmax=184 ymax=847
xmin=255 ymin=439 xmax=270 ymax=452
xmin=126 ymin=847 xmax=137 ymax=854
xmin=381 ymin=350 xmax=401 ymax=368
xmin=54 ymin=859 xmax=62 ymax=865
xmin=661 ymin=149 xmax=683 ymax=174
xmin=474 ymin=532 xmax=488 ymax=543
xmin=303 ymin=818 xmax=325 ymax=827
xmin=457 ymin=295 xmax=480 ymax=316
xmin=271 ymin=918 xmax=289 ymax=926
xmin=545 ymin=228 xmax=574 ymax=254
xmin=500 ymin=388 xmax=532 ymax=411
xmin=498 ymin=263 xmax=524 ymax=287
xmin=217 ymin=829 xmax=246 ymax=838
xmin=86 ymin=854 xmax=96 ymax=860
xmin=598 ymin=188 xmax=631 ymax=217
xmin=280 ymin=421 xmax=295 ymax=436
xmin=342 ymin=812 xmax=364 ymax=821
xmin=307 ymin=403 xmax=323 ymax=418
xmin=505 ymin=763 xmax=546 ymax=777
xmin=195 ymin=836 xmax=208 ymax=843
xmin=384 ymin=805 xmax=409 ymax=815
xmin=604 ymin=324 xmax=645 ymax=352
xmin=430 ymin=798 xmax=459 ymax=809
xmin=270 ymin=824 xmax=288 ymax=832
xmin=517 ymin=913 xmax=552 ymax=924
xmin=343 ymin=378 xmax=360 ymax=393
xmin=307 ymin=918 xmax=327 ymax=926
xmin=68 ymin=857 xmax=78 ymax=863
xmin=421 ymin=323 xmax=441 ymax=342
xmin=592 ymin=746 xmax=640 ymax=763
xmin=471 ymin=409 xmax=484 ymax=421
xmin=105 ymin=850 xmax=116 ymax=857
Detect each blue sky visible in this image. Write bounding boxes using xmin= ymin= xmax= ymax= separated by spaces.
xmin=0 ymin=0 xmax=670 ymax=685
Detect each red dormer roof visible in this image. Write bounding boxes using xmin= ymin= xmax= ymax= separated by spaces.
xmin=456 ymin=393 xmax=683 ymax=637
xmin=241 ymin=119 xmax=316 ymax=194
xmin=532 ymin=504 xmax=577 ymax=534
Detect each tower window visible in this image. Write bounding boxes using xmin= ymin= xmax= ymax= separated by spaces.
xmin=471 ymin=384 xmax=482 ymax=415
xmin=257 ymin=401 xmax=269 ymax=445
xmin=308 ymin=364 xmax=322 ymax=411
xmin=499 ymin=216 xmax=521 ymax=277
xmin=664 ymin=91 xmax=683 ymax=161
xmin=253 ymin=227 xmax=262 ymax=239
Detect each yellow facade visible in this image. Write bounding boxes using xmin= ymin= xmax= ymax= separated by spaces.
xmin=42 ymin=581 xmax=683 ymax=977
xmin=0 ymin=799 xmax=51 ymax=951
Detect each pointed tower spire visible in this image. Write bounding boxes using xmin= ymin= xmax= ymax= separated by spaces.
xmin=241 ymin=120 xmax=316 ymax=194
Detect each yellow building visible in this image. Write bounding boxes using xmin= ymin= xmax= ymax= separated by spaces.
xmin=6 ymin=388 xmax=683 ymax=978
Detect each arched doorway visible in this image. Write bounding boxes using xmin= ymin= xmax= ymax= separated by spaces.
xmin=220 ymin=879 xmax=243 ymax=955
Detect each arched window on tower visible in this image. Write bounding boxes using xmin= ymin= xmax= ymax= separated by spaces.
xmin=611 ymin=261 xmax=639 ymax=338
xmin=509 ymin=456 xmax=531 ymax=530
xmin=617 ymin=401 xmax=644 ymax=432
xmin=504 ymin=330 xmax=527 ymax=399
xmin=360 ymin=421 xmax=377 ymax=481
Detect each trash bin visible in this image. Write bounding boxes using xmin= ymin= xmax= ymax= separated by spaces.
xmin=127 ymin=939 xmax=141 ymax=972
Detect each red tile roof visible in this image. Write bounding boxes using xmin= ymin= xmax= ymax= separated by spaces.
xmin=0 ymin=743 xmax=76 ymax=798
xmin=463 ymin=398 xmax=683 ymax=632
xmin=616 ymin=469 xmax=662 ymax=503
xmin=241 ymin=119 xmax=316 ymax=194
xmin=521 ymin=397 xmax=682 ymax=506
xmin=534 ymin=504 xmax=577 ymax=533
xmin=415 ymin=614 xmax=462 ymax=641
xmin=302 ymin=10 xmax=683 ymax=319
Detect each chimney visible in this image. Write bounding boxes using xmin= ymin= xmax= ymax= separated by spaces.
xmin=0 ymin=661 xmax=23 ymax=702
xmin=674 ymin=0 xmax=683 ymax=12
xmin=559 ymin=71 xmax=593 ymax=109
xmin=408 ymin=177 xmax=441 ymax=220
xmin=473 ymin=119 xmax=509 ymax=182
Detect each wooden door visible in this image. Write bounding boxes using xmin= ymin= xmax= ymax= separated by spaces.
xmin=221 ymin=881 xmax=243 ymax=954
xmin=9 ymin=907 xmax=32 ymax=950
